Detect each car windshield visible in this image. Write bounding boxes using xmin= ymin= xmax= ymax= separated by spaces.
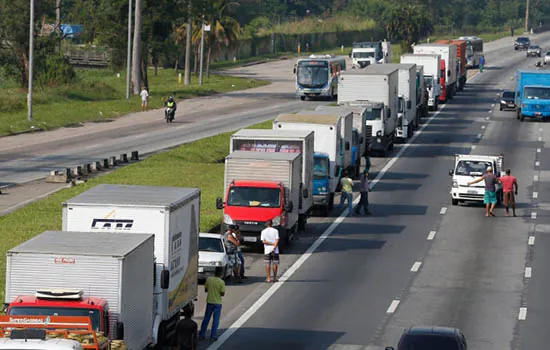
xmin=353 ymin=51 xmax=375 ymax=58
xmin=8 ymin=306 xmax=101 ymax=332
xmin=227 ymin=186 xmax=281 ymax=208
xmin=530 ymin=45 xmax=540 ymax=49
xmin=366 ymin=107 xmax=382 ymax=120
xmin=313 ymin=157 xmax=329 ymax=180
xmin=546 ymin=51 xmax=550 ymax=56
xmin=517 ymin=37 xmax=529 ymax=43
xmin=399 ymin=335 xmax=459 ymax=349
xmin=502 ymin=91 xmax=514 ymax=98
xmin=455 ymin=160 xmax=492 ymax=176
xmin=525 ymin=87 xmax=550 ymax=100
xmin=297 ymin=60 xmax=329 ymax=88
xmin=199 ymin=237 xmax=224 ymax=253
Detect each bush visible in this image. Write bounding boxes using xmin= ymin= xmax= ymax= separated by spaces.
xmin=37 ymin=55 xmax=76 ymax=87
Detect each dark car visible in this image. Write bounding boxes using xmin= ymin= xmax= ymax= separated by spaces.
xmin=515 ymin=36 xmax=531 ymax=50
xmin=500 ymin=90 xmax=516 ymax=111
xmin=385 ymin=326 xmax=468 ymax=350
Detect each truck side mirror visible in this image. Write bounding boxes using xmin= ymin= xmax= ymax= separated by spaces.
xmin=3 ymin=303 xmax=9 ymax=314
xmin=115 ymin=321 xmax=124 ymax=340
xmin=345 ymin=141 xmax=350 ymax=150
xmin=447 ymin=70 xmax=451 ymax=77
xmin=160 ymin=269 xmax=170 ymax=290
xmin=303 ymin=188 xmax=309 ymax=198
xmin=449 ymin=169 xmax=454 ymax=176
xmin=285 ymin=201 xmax=294 ymax=212
xmin=293 ymin=67 xmax=296 ymax=74
xmin=407 ymin=100 xmax=412 ymax=109
xmin=216 ymin=197 xmax=224 ymax=210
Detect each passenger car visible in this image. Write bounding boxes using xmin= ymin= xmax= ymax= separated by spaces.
xmin=514 ymin=36 xmax=530 ymax=50
xmin=198 ymin=232 xmax=232 ymax=281
xmin=500 ymin=90 xmax=516 ymax=110
xmin=385 ymin=326 xmax=468 ymax=350
xmin=527 ymin=44 xmax=542 ymax=57
xmin=544 ymin=51 xmax=550 ymax=64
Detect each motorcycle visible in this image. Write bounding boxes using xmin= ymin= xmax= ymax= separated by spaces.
xmin=164 ymin=107 xmax=175 ymax=123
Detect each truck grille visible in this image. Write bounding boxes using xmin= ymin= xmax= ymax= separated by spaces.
xmin=365 ymin=125 xmax=373 ymax=146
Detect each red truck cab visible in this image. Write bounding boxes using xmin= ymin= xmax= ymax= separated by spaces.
xmin=217 ymin=180 xmax=292 ymax=244
xmin=5 ymin=290 xmax=111 ymax=336
xmin=439 ymin=59 xmax=447 ymax=102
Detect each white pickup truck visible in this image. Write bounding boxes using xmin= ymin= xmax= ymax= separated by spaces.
xmin=449 ymin=154 xmax=504 ymax=206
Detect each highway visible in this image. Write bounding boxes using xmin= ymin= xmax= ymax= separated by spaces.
xmin=186 ymin=32 xmax=550 ymax=350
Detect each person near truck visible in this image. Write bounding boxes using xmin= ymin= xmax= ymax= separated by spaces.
xmin=261 ymin=219 xmax=280 ymax=283
xmin=355 ymin=170 xmax=372 ymax=216
xmin=176 ymin=306 xmax=197 ymax=350
xmin=479 ymin=55 xmax=485 ymax=73
xmin=232 ymin=227 xmax=247 ymax=280
xmin=223 ymin=225 xmax=243 ymax=283
xmin=199 ymin=266 xmax=226 ymax=342
xmin=467 ymin=166 xmax=501 ymax=217
xmin=339 ymin=170 xmax=354 ymax=216
xmin=501 ymin=169 xmax=518 ymax=217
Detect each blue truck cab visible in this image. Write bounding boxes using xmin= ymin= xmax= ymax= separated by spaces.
xmin=313 ymin=152 xmax=339 ymax=216
xmin=516 ymin=69 xmax=550 ymax=121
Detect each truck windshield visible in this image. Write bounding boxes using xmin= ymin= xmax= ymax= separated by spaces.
xmin=8 ymin=307 xmax=101 ymax=331
xmin=455 ymin=160 xmax=493 ymax=176
xmin=313 ymin=157 xmax=329 ymax=180
xmin=424 ymin=76 xmax=433 ymax=88
xmin=366 ymin=108 xmax=382 ymax=120
xmin=297 ymin=61 xmax=329 ymax=88
xmin=398 ymin=97 xmax=405 ymax=113
xmin=399 ymin=335 xmax=460 ymax=349
xmin=199 ymin=237 xmax=224 ymax=253
xmin=227 ymin=187 xmax=281 ymax=208
xmin=524 ymin=87 xmax=550 ymax=100
xmin=353 ymin=51 xmax=375 ymax=58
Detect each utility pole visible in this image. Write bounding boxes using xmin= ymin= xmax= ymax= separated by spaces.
xmin=199 ymin=12 xmax=205 ymax=86
xmin=525 ymin=0 xmax=530 ymax=33
xmin=184 ymin=0 xmax=192 ymax=86
xmin=28 ymin=0 xmax=35 ymax=122
xmin=126 ymin=0 xmax=133 ymax=100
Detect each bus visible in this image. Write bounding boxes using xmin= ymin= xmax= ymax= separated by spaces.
xmin=294 ymin=54 xmax=347 ymax=101
xmin=458 ymin=36 xmax=484 ymax=68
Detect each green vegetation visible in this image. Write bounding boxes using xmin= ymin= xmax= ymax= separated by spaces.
xmin=0 ymin=118 xmax=273 ymax=301
xmin=259 ymin=15 xmax=377 ymax=36
xmin=0 ymin=68 xmax=268 ymax=136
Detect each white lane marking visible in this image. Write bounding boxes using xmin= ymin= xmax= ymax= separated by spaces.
xmin=427 ymin=231 xmax=437 ymax=240
xmin=531 ymin=212 xmax=537 ymax=219
xmin=525 ymin=267 xmax=532 ymax=278
xmin=207 ymin=105 xmax=451 ymax=349
xmin=472 ymin=145 xmax=477 ymax=150
xmin=535 ymin=161 xmax=540 ymax=167
xmin=537 ymin=148 xmax=542 ymax=153
xmin=488 ymin=110 xmax=493 ymax=113
xmin=387 ymin=300 xmax=401 ymax=314
xmin=534 ymin=175 xmax=539 ymax=181
xmin=485 ymin=117 xmax=490 ymax=120
xmin=477 ymin=133 xmax=483 ymax=139
xmin=518 ymin=307 xmax=527 ymax=320
xmin=528 ymin=236 xmax=536 ymax=245
xmin=481 ymin=125 xmax=486 ymax=129
xmin=538 ymin=136 xmax=542 ymax=141
xmin=411 ymin=262 xmax=422 ymax=272
xmin=533 ymin=192 xmax=538 ymax=199
xmin=440 ymin=207 xmax=448 ymax=215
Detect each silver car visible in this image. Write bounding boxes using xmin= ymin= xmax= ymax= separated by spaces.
xmin=527 ymin=45 xmax=542 ymax=57
xmin=544 ymin=51 xmax=550 ymax=65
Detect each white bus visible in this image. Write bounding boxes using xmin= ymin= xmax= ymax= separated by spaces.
xmin=294 ymin=54 xmax=347 ymax=100
xmin=458 ymin=36 xmax=484 ymax=68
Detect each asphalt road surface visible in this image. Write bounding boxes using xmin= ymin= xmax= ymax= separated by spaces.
xmin=186 ymin=32 xmax=550 ymax=350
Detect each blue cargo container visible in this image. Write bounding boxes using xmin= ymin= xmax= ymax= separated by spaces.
xmin=515 ymin=69 xmax=550 ymax=121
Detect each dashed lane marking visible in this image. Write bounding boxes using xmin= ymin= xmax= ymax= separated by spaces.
xmin=427 ymin=231 xmax=436 ymax=240
xmin=529 ymin=236 xmax=536 ymax=245
xmin=387 ymin=300 xmax=400 ymax=314
xmin=411 ymin=262 xmax=422 ymax=272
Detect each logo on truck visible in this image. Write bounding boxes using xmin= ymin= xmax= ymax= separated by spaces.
xmin=91 ymin=218 xmax=134 ymax=230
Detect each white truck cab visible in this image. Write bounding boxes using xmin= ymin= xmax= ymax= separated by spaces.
xmin=0 ymin=329 xmax=83 ymax=350
xmin=449 ymin=154 xmax=503 ymax=205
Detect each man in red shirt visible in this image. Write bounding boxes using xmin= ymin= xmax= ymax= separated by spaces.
xmin=501 ymin=169 xmax=518 ymax=217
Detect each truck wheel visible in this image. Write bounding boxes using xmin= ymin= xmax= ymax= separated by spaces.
xmin=300 ymin=96 xmax=306 ymax=101
xmin=328 ymin=193 xmax=334 ymax=212
xmin=452 ymin=198 xmax=459 ymax=206
xmin=298 ymin=214 xmax=307 ymax=231
xmin=516 ymin=109 xmax=521 ymax=120
xmin=520 ymin=114 xmax=525 ymax=122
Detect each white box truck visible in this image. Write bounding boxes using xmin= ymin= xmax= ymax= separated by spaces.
xmin=338 ymin=65 xmax=399 ymax=156
xmin=217 ymin=151 xmax=302 ymax=245
xmin=61 ymin=184 xmax=200 ymax=347
xmin=5 ymin=231 xmax=154 ymax=350
xmin=229 ymin=128 xmax=314 ymax=227
xmin=273 ymin=114 xmax=344 ymax=215
xmin=415 ymin=64 xmax=429 ymax=119
xmin=386 ymin=63 xmax=418 ymax=142
xmin=413 ymin=44 xmax=457 ymax=102
xmin=350 ymin=41 xmax=392 ymax=67
xmin=400 ymin=53 xmax=442 ymax=111
xmin=314 ymin=105 xmax=368 ymax=178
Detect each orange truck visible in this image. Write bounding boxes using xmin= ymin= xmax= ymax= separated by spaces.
xmin=436 ymin=39 xmax=467 ymax=92
xmin=0 ymin=315 xmax=114 ymax=350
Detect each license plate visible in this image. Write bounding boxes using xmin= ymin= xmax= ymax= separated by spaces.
xmin=508 ymin=104 xmax=514 ymax=107
xmin=467 ymin=190 xmax=477 ymax=194
xmin=198 ymin=267 xmax=204 ymax=273
xmin=536 ymin=112 xmax=542 ymax=116
xmin=244 ymin=236 xmax=258 ymax=242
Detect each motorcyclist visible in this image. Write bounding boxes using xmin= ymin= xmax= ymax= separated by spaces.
xmin=163 ymin=96 xmax=177 ymax=121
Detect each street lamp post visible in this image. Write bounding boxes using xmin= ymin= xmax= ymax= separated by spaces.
xmin=199 ymin=13 xmax=205 ymax=86
xmin=28 ymin=0 xmax=35 ymax=122
xmin=126 ymin=0 xmax=133 ymax=99
xmin=525 ymin=0 xmax=530 ymax=33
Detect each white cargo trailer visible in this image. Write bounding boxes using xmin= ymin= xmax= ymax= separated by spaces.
xmin=229 ymin=128 xmax=314 ymax=228
xmin=5 ymin=231 xmax=154 ymax=350
xmin=62 ymin=184 xmax=200 ymax=346
xmin=400 ymin=53 xmax=442 ymax=111
xmin=413 ymin=44 xmax=457 ymax=101
xmin=386 ymin=63 xmax=418 ymax=141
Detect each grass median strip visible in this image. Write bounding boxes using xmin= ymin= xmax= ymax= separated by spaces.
xmin=0 ymin=68 xmax=269 ymax=136
xmin=0 ymin=118 xmax=272 ymax=301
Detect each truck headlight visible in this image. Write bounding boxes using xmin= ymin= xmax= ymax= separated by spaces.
xmin=452 ymin=180 xmax=458 ymax=188
xmin=501 ymin=100 xmax=506 ymax=104
xmin=272 ymin=216 xmax=281 ymax=226
xmin=376 ymin=130 xmax=382 ymax=136
xmin=223 ymin=214 xmax=234 ymax=224
xmin=377 ymin=138 xmax=382 ymax=143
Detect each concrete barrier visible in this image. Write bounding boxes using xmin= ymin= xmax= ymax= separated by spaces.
xmin=91 ymin=161 xmax=102 ymax=172
xmin=102 ymin=159 xmax=109 ymax=169
xmin=83 ymin=163 xmax=92 ymax=174
xmin=131 ymin=151 xmax=139 ymax=161
xmin=109 ymin=156 xmax=117 ymax=167
xmin=71 ymin=166 xmax=82 ymax=177
xmin=120 ymin=153 xmax=128 ymax=163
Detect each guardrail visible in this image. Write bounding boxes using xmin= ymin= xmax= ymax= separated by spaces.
xmin=63 ymin=50 xmax=111 ymax=67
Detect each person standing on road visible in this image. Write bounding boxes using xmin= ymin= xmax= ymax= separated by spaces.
xmin=339 ymin=170 xmax=354 ymax=216
xmin=479 ymin=55 xmax=485 ymax=73
xmin=363 ymin=148 xmax=371 ymax=173
xmin=232 ymin=227 xmax=247 ymax=280
xmin=140 ymin=86 xmax=149 ymax=111
xmin=355 ymin=170 xmax=372 ymax=216
xmin=468 ymin=166 xmax=501 ymax=217
xmin=175 ymin=306 xmax=197 ymax=350
xmin=223 ymin=225 xmax=242 ymax=283
xmin=501 ymin=169 xmax=518 ymax=217
xmin=198 ymin=266 xmax=226 ymax=342
xmin=261 ymin=219 xmax=280 ymax=283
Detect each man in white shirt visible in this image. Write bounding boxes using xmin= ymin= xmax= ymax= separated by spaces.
xmin=260 ymin=219 xmax=280 ymax=283
xmin=140 ymin=86 xmax=149 ymax=111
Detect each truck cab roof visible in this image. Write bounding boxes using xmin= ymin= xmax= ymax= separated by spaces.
xmin=8 ymin=295 xmax=107 ymax=309
xmin=0 ymin=338 xmax=83 ymax=349
xmin=275 ymin=113 xmax=341 ymax=125
xmin=231 ymin=180 xmax=281 ymax=188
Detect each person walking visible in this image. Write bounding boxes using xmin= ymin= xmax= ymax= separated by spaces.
xmin=500 ymin=169 xmax=518 ymax=217
xmin=363 ymin=148 xmax=371 ymax=173
xmin=140 ymin=86 xmax=149 ymax=111
xmin=339 ymin=170 xmax=354 ymax=216
xmin=223 ymin=225 xmax=242 ymax=283
xmin=175 ymin=307 xmax=197 ymax=350
xmin=261 ymin=219 xmax=280 ymax=283
xmin=232 ymin=228 xmax=247 ymax=280
xmin=355 ymin=169 xmax=371 ymax=215
xmin=198 ymin=266 xmax=226 ymax=342
xmin=468 ymin=166 xmax=501 ymax=217
xmin=479 ymin=55 xmax=485 ymax=73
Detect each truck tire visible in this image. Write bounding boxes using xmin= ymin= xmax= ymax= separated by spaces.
xmin=516 ymin=109 xmax=521 ymax=120
xmin=300 ymin=96 xmax=306 ymax=101
xmin=298 ymin=214 xmax=307 ymax=231
xmin=520 ymin=114 xmax=525 ymax=122
xmin=328 ymin=193 xmax=334 ymax=212
xmin=452 ymin=198 xmax=459 ymax=206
